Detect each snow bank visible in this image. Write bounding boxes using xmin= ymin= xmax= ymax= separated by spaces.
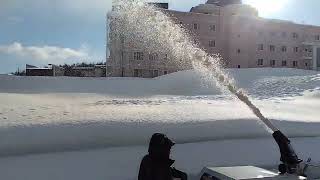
xmin=1 ymin=118 xmax=320 ymax=157
xmin=1 ymin=68 xmax=319 ymax=97
xmin=0 ymin=68 xmax=319 ymax=156
xmin=0 ymin=71 xmax=218 ymax=96
xmin=0 ymin=137 xmax=320 ymax=180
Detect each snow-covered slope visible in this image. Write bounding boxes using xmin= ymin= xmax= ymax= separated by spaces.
xmin=0 ymin=68 xmax=319 ymax=156
xmin=0 ymin=137 xmax=320 ymax=180
xmin=0 ymin=68 xmax=320 ymax=179
xmin=1 ymin=68 xmax=319 ymax=97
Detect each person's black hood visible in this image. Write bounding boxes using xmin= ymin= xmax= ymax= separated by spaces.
xmin=148 ymin=133 xmax=175 ymax=157
xmin=148 ymin=133 xmax=175 ymax=152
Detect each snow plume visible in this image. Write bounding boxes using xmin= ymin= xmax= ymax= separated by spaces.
xmin=109 ymin=0 xmax=276 ymax=132
xmin=0 ymin=42 xmax=89 ymax=64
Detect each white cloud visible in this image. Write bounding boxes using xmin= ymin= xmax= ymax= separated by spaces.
xmin=0 ymin=42 xmax=89 ymax=65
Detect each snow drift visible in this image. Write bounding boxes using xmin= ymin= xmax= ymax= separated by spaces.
xmin=1 ymin=118 xmax=320 ymax=157
xmin=1 ymin=68 xmax=319 ymax=97
xmin=1 ymin=137 xmax=320 ymax=180
xmin=0 ymin=68 xmax=319 ymax=156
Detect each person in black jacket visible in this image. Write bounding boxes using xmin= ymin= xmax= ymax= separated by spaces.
xmin=138 ymin=133 xmax=187 ymax=180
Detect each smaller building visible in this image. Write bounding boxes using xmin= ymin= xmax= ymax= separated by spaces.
xmin=26 ymin=64 xmax=106 ymax=77
xmin=26 ymin=64 xmax=64 ymax=76
xmin=71 ymin=65 xmax=106 ymax=77
xmin=206 ymin=0 xmax=242 ymax=6
xmin=148 ymin=3 xmax=169 ymax=9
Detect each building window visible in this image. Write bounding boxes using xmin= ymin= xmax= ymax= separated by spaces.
xmin=121 ymin=51 xmax=124 ymax=61
xmin=164 ymin=70 xmax=168 ymax=75
xmin=149 ymin=53 xmax=158 ymax=61
xmin=293 ymin=61 xmax=298 ymax=67
xmin=237 ymin=49 xmax=241 ymax=53
xmin=120 ymin=36 xmax=125 ymax=44
xmin=282 ymin=32 xmax=287 ymax=38
xmin=209 ymin=25 xmax=216 ymax=31
xmin=134 ymin=52 xmax=144 ymax=60
xmin=150 ymin=70 xmax=159 ymax=78
xmin=269 ymin=45 xmax=275 ymax=52
xmin=258 ymin=44 xmax=264 ymax=50
xmin=121 ymin=67 xmax=125 ymax=77
xmin=270 ymin=60 xmax=276 ymax=66
xmin=153 ymin=70 xmax=159 ymax=77
xmin=294 ymin=47 xmax=299 ymax=52
xmin=292 ymin=32 xmax=298 ymax=39
xmin=281 ymin=46 xmax=287 ymax=52
xmin=270 ymin=32 xmax=276 ymax=36
xmin=209 ymin=40 xmax=216 ymax=47
xmin=316 ymin=35 xmax=320 ymax=41
xmin=282 ymin=60 xmax=287 ymax=66
xmin=193 ymin=23 xmax=198 ymax=30
xmin=258 ymin=59 xmax=264 ymax=66
xmin=134 ymin=69 xmax=142 ymax=77
xmin=237 ymin=65 xmax=241 ymax=68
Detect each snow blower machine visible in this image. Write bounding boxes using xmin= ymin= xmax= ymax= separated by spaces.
xmin=198 ymin=130 xmax=320 ymax=179
xmin=198 ymin=89 xmax=320 ymax=179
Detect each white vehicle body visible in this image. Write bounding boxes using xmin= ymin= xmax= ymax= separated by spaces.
xmin=198 ymin=166 xmax=320 ymax=180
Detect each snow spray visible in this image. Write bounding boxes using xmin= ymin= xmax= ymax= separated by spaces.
xmin=109 ymin=0 xmax=278 ymax=133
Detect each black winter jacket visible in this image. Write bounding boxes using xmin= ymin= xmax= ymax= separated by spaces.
xmin=138 ymin=155 xmax=187 ymax=180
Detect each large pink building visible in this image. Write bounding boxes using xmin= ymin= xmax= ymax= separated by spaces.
xmin=107 ymin=0 xmax=320 ymax=78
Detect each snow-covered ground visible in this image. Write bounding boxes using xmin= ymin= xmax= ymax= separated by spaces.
xmin=0 ymin=68 xmax=319 ymax=179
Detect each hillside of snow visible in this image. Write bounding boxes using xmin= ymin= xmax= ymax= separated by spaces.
xmin=0 ymin=68 xmax=320 ymax=156
xmin=1 ymin=68 xmax=319 ymax=97
xmin=0 ymin=68 xmax=319 ymax=179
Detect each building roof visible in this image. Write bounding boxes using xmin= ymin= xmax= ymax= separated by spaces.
xmin=26 ymin=68 xmax=52 ymax=70
xmin=148 ymin=3 xmax=168 ymax=9
xmin=26 ymin=64 xmax=39 ymax=69
xmin=72 ymin=67 xmax=95 ymax=70
xmin=95 ymin=65 xmax=106 ymax=67
xmin=206 ymin=0 xmax=242 ymax=6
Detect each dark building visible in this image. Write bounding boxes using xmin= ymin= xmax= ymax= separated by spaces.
xmin=26 ymin=64 xmax=106 ymax=77
xmin=206 ymin=0 xmax=242 ymax=6
xmin=148 ymin=3 xmax=169 ymax=9
xmin=26 ymin=64 xmax=64 ymax=76
xmin=26 ymin=67 xmax=54 ymax=76
xmin=70 ymin=65 xmax=106 ymax=77
xmin=317 ymin=48 xmax=320 ymax=69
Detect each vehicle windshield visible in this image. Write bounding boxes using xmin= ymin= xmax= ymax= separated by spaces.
xmin=0 ymin=0 xmax=320 ymax=180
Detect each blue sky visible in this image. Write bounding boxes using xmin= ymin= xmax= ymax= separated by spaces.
xmin=1 ymin=0 xmax=320 ymax=73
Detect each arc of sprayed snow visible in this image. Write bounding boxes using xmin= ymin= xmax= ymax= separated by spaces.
xmin=201 ymin=57 xmax=279 ymax=133
xmin=111 ymin=0 xmax=279 ymax=133
xmin=231 ymin=87 xmax=279 ymax=132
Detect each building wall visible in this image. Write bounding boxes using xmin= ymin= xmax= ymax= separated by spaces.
xmin=26 ymin=69 xmax=53 ymax=76
xmin=107 ymin=1 xmax=320 ymax=78
xmin=317 ymin=48 xmax=320 ymax=69
xmin=207 ymin=0 xmax=241 ymax=6
xmin=52 ymin=65 xmax=64 ymax=76
xmin=71 ymin=66 xmax=106 ymax=77
xmin=94 ymin=67 xmax=107 ymax=77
